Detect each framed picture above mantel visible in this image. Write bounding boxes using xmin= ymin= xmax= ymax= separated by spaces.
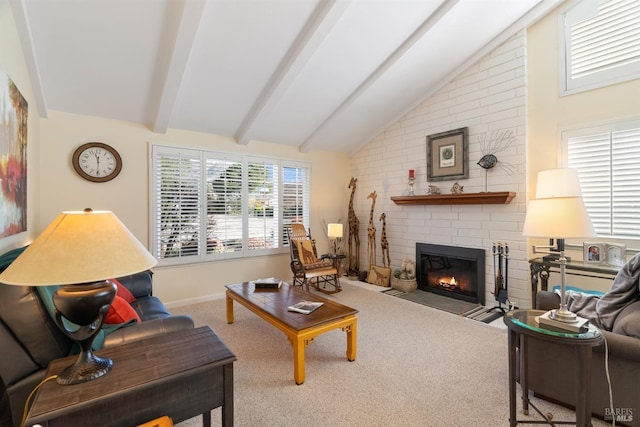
xmin=426 ymin=127 xmax=469 ymax=182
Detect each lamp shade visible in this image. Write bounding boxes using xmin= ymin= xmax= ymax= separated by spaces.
xmin=327 ymin=223 xmax=343 ymax=238
xmin=522 ymin=197 xmax=595 ymax=239
xmin=535 ymin=168 xmax=583 ymax=198
xmin=0 ymin=209 xmax=157 ymax=286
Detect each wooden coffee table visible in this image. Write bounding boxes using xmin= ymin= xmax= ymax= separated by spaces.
xmin=226 ymin=281 xmax=358 ymax=384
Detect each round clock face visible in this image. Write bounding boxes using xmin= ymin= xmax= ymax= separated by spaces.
xmin=72 ymin=142 xmax=122 ymax=182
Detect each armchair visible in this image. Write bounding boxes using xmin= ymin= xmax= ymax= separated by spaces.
xmin=287 ymin=224 xmax=341 ymax=294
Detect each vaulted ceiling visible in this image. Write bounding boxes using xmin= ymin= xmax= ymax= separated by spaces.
xmin=13 ymin=0 xmax=563 ymax=155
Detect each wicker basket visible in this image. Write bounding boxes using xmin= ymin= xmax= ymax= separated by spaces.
xmin=390 ymin=276 xmax=417 ymax=293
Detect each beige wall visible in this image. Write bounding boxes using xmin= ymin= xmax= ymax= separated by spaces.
xmin=38 ymin=111 xmax=352 ymax=303
xmin=528 ymin=1 xmax=640 ymax=179
xmin=527 ymin=0 xmax=640 ymax=290
xmin=0 ymin=0 xmax=40 ymax=254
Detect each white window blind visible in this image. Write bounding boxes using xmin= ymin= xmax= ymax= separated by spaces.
xmin=152 ymin=147 xmax=202 ymax=261
xmin=282 ymin=164 xmax=311 ymax=240
xmin=206 ymin=154 xmax=243 ymax=255
xmin=564 ymin=121 xmax=640 ymax=239
xmin=151 ymin=144 xmax=310 ymax=265
xmin=559 ymin=0 xmax=640 ymax=95
xmin=247 ymin=157 xmax=278 ymax=251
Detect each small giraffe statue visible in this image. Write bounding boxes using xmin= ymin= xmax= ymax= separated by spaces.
xmin=366 ymin=191 xmax=377 ymax=270
xmin=379 ymin=212 xmax=390 ymax=268
xmin=347 ymin=177 xmax=360 ymax=276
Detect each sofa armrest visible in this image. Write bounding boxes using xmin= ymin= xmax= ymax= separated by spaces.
xmin=535 ymin=291 xmax=560 ymax=311
xmin=102 ymin=315 xmax=194 ymax=348
xmin=595 ymin=328 xmax=640 ymax=362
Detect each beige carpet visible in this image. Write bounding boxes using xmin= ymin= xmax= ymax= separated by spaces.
xmin=170 ymin=280 xmax=611 ymax=427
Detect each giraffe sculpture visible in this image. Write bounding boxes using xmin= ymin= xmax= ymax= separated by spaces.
xmin=366 ymin=191 xmax=377 ymax=271
xmin=379 ymin=212 xmax=390 ymax=268
xmin=347 ymin=177 xmax=360 ymax=276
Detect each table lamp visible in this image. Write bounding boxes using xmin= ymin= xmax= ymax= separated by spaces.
xmin=0 ymin=208 xmax=157 ymax=384
xmin=327 ymin=223 xmax=343 ymax=255
xmin=522 ymin=168 xmax=595 ymax=332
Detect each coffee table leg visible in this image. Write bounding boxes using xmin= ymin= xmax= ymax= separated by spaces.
xmin=293 ymin=336 xmax=306 ymax=385
xmin=226 ymin=293 xmax=234 ymax=324
xmin=345 ymin=320 xmax=357 ymax=361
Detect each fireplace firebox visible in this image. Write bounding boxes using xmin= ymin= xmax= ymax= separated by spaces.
xmin=416 ymin=243 xmax=485 ymax=305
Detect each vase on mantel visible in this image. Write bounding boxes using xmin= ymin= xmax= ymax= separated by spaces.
xmin=408 ymin=169 xmax=415 ymax=196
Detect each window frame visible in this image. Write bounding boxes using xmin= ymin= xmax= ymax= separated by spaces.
xmin=559 ymin=117 xmax=640 ymax=241
xmin=149 ymin=143 xmax=311 ymax=266
xmin=558 ymin=0 xmax=640 ymax=96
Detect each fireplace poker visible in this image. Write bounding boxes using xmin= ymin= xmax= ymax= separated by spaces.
xmin=494 ymin=243 xmax=504 ymax=298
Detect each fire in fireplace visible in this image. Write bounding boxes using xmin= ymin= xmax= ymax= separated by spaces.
xmin=416 ymin=243 xmax=485 ymax=305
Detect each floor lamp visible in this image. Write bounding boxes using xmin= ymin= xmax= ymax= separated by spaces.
xmin=522 ymin=169 xmax=595 ymax=332
xmin=0 ymin=208 xmax=157 ymax=384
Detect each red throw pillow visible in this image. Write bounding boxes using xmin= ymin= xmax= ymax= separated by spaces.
xmin=105 ymin=295 xmax=141 ymax=324
xmin=110 ymin=278 xmax=135 ymax=303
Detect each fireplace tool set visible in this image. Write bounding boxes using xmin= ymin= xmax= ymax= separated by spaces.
xmin=488 ymin=242 xmax=512 ymax=315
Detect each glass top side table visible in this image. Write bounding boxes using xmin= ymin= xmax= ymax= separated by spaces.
xmin=504 ymin=309 xmax=603 ymax=426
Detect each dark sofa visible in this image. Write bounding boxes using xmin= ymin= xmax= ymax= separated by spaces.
xmin=0 ymin=269 xmax=194 ymax=427
xmin=525 ymin=291 xmax=640 ymax=426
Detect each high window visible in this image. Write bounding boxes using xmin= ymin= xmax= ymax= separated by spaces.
xmin=150 ymin=144 xmax=310 ymax=265
xmin=561 ymin=119 xmax=640 ymax=239
xmin=559 ymin=0 xmax=640 ymax=95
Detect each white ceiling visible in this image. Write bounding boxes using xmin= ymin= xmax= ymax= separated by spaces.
xmin=13 ymin=0 xmax=563 ymax=155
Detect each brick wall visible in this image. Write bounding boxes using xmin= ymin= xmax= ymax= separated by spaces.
xmin=350 ymin=31 xmax=531 ymax=309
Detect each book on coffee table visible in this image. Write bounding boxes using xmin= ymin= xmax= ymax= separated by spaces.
xmin=253 ymin=278 xmax=283 ymax=289
xmin=288 ymin=301 xmax=324 ymax=314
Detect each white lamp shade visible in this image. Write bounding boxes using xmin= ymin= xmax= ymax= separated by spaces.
xmin=0 ymin=210 xmax=157 ymax=286
xmin=536 ymin=168 xmax=583 ymax=198
xmin=327 ymin=223 xmax=343 ymax=238
xmin=522 ymin=197 xmax=595 ymax=239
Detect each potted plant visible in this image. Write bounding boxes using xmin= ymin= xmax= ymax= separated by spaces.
xmin=391 ymin=259 xmax=417 ymax=292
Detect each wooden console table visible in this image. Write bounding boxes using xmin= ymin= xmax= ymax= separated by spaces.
xmin=529 ymin=257 xmax=619 ymax=308
xmin=26 ymin=326 xmax=236 ymax=427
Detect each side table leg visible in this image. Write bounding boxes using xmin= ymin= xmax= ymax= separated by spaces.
xmin=520 ymin=335 xmax=529 ymax=416
xmin=226 ymin=293 xmax=234 ymax=324
xmin=222 ymin=363 xmax=234 ymax=427
xmin=508 ymin=328 xmax=517 ymax=426
xmin=576 ymin=346 xmax=592 ymax=427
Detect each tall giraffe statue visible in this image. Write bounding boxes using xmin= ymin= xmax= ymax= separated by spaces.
xmin=367 ymin=191 xmax=377 ymax=270
xmin=347 ymin=177 xmax=360 ymax=276
xmin=379 ymin=212 xmax=390 ymax=268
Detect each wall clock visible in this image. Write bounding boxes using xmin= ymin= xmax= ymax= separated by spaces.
xmin=72 ymin=142 xmax=122 ymax=182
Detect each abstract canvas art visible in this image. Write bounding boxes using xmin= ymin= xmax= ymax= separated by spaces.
xmin=0 ymin=68 xmax=28 ymax=237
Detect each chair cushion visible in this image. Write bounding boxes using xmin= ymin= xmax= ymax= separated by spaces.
xmin=295 ymin=240 xmax=318 ymax=265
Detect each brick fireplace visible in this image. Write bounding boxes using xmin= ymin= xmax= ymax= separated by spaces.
xmin=416 ymin=243 xmax=485 ymax=305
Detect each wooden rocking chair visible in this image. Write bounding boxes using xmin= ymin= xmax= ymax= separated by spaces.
xmin=287 ymin=224 xmax=341 ymax=294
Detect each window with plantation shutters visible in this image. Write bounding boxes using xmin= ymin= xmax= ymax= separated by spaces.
xmin=282 ymin=164 xmax=310 ymax=242
xmin=151 ymin=144 xmax=310 ymax=265
xmin=559 ymin=0 xmax=640 ymax=95
xmin=561 ymin=119 xmax=640 ymax=239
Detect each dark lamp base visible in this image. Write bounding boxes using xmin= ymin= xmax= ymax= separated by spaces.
xmin=52 ymin=280 xmax=117 ymax=385
xmin=56 ymin=351 xmax=113 ymax=385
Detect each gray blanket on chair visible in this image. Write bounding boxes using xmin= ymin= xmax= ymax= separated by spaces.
xmin=565 ymin=252 xmax=640 ymax=331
